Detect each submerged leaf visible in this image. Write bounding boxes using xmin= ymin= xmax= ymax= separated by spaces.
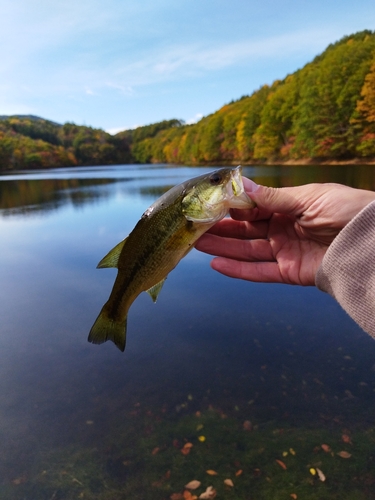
xmin=181 ymin=442 xmax=194 ymax=455
xmin=316 ymin=468 xmax=326 ymax=482
xmin=337 ymin=451 xmax=352 ymax=458
xmin=224 ymin=479 xmax=234 ymax=487
xmin=206 ymin=470 xmax=218 ymax=476
xmin=321 ymin=444 xmax=331 ymax=453
xmin=275 ymin=459 xmax=287 ymax=470
xmin=342 ymin=434 xmax=352 ymax=444
xmin=243 ymin=420 xmax=252 ymax=431
xmin=199 ymin=486 xmax=216 ymax=499
xmin=185 ymin=480 xmax=201 ymax=490
xmin=183 ymin=490 xmax=198 ymax=500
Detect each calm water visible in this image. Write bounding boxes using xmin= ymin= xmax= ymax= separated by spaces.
xmin=1 ymin=164 xmax=375 ymax=499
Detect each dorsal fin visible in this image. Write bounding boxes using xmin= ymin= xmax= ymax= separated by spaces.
xmin=146 ymin=278 xmax=166 ymax=302
xmin=97 ymin=238 xmax=127 ymax=269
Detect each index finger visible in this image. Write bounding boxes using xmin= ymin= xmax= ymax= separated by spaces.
xmin=206 ymin=218 xmax=269 ymax=239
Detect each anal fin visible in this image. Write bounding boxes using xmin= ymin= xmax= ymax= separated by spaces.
xmin=146 ymin=278 xmax=166 ymax=303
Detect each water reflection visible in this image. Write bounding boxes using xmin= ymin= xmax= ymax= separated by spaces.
xmin=2 ymin=163 xmax=375 ymax=218
xmin=0 ymin=178 xmax=119 ymax=216
xmin=243 ymin=163 xmax=375 ymax=190
xmin=1 ymin=164 xmax=375 ymax=499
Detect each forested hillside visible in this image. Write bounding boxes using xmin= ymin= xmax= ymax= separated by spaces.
xmin=0 ymin=117 xmax=133 ymax=170
xmin=1 ymin=30 xmax=375 ymax=170
xmin=0 ymin=116 xmax=184 ymax=170
xmin=132 ymin=30 xmax=375 ymax=164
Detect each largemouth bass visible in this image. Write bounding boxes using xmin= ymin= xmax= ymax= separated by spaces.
xmin=88 ymin=166 xmax=255 ymax=352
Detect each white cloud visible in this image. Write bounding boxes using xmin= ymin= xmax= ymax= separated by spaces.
xmin=106 ymin=124 xmax=141 ymax=135
xmin=105 ymin=82 xmax=134 ymax=96
xmin=85 ymin=87 xmax=97 ymax=96
xmin=186 ymin=113 xmax=203 ymax=125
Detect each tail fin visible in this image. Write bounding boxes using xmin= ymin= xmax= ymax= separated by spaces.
xmin=88 ymin=308 xmax=127 ymax=352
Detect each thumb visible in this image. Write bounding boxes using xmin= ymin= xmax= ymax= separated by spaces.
xmin=243 ymin=178 xmax=302 ymax=216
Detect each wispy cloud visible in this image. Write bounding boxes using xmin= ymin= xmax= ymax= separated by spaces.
xmin=109 ymin=28 xmax=339 ymax=88
xmin=105 ymin=82 xmax=134 ymax=96
xmin=186 ymin=113 xmax=203 ymax=125
xmin=85 ymin=87 xmax=97 ymax=96
xmin=106 ymin=124 xmax=141 ymax=135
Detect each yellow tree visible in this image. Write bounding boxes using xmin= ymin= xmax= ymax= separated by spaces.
xmin=357 ymin=58 xmax=375 ymax=122
xmin=355 ymin=56 xmax=375 ymax=156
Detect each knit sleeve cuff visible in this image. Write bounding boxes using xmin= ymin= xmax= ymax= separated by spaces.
xmin=315 ymin=200 xmax=375 ymax=338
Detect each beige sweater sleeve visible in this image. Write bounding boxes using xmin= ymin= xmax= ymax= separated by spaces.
xmin=315 ymin=200 xmax=375 ymax=337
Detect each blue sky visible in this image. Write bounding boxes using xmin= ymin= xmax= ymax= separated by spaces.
xmin=1 ymin=0 xmax=374 ymax=134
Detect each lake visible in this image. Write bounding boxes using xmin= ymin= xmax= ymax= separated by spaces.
xmin=1 ymin=163 xmax=375 ymax=499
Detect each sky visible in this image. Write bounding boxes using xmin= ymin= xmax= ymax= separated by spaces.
xmin=1 ymin=0 xmax=375 ymax=134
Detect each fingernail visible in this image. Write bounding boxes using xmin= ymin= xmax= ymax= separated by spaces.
xmin=243 ymin=178 xmax=260 ymax=193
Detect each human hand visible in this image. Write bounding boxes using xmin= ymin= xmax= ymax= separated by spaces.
xmin=195 ymin=179 xmax=375 ymax=286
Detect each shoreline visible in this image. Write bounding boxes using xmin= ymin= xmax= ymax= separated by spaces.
xmin=186 ymin=158 xmax=375 ymax=167
xmin=1 ymin=158 xmax=375 ymax=173
xmin=261 ymin=158 xmax=375 ymax=166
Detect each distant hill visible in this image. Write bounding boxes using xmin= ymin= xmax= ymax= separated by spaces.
xmin=0 ymin=115 xmax=61 ymax=126
xmin=1 ymin=29 xmax=375 ymax=171
xmin=0 ymin=115 xmax=184 ymax=170
xmin=0 ymin=116 xmax=133 ymax=170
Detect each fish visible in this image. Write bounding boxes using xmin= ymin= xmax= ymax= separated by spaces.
xmin=88 ymin=166 xmax=255 ymax=352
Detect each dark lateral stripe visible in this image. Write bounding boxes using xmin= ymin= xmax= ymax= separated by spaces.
xmin=109 ymin=214 xmax=185 ymax=316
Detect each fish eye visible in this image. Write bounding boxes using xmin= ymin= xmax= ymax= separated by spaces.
xmin=209 ymin=173 xmax=222 ymax=185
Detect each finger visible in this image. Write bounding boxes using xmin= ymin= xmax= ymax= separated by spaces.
xmin=211 ymin=257 xmax=284 ymax=283
xmin=230 ymin=206 xmax=273 ymax=222
xmin=195 ymin=234 xmax=274 ymax=261
xmin=242 ymin=177 xmax=260 ymax=193
xmin=237 ymin=178 xmax=281 ymax=221
xmin=206 ymin=218 xmax=269 ymax=239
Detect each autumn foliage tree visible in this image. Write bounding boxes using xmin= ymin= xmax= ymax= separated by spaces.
xmin=354 ymin=55 xmax=375 ymax=156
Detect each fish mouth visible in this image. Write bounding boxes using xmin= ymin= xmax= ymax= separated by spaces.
xmin=182 ymin=166 xmax=256 ymax=224
xmin=227 ymin=166 xmax=256 ymax=209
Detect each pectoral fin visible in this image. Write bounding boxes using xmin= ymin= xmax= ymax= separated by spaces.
xmin=147 ymin=278 xmax=166 ymax=303
xmin=97 ymin=238 xmax=127 ymax=269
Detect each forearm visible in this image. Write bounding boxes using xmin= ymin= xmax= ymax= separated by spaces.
xmin=316 ymin=200 xmax=375 ymax=337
